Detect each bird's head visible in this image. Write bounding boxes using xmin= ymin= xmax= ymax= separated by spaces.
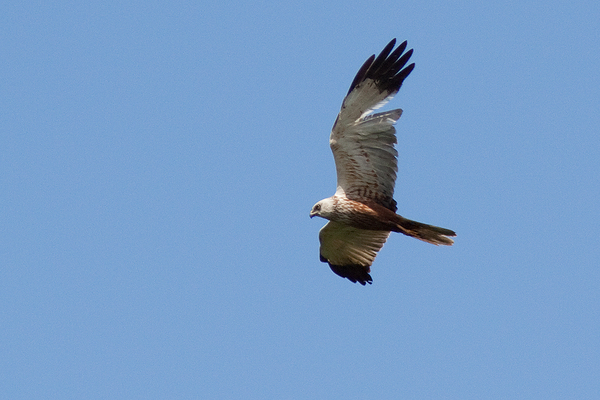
xmin=310 ymin=198 xmax=335 ymax=219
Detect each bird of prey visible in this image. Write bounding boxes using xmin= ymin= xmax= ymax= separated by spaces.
xmin=310 ymin=39 xmax=456 ymax=285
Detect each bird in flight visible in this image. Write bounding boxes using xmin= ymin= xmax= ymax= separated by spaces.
xmin=310 ymin=39 xmax=456 ymax=285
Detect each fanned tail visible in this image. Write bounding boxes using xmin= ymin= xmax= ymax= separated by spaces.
xmin=395 ymin=216 xmax=456 ymax=246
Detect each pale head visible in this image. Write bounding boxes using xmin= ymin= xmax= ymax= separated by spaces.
xmin=310 ymin=197 xmax=336 ymax=219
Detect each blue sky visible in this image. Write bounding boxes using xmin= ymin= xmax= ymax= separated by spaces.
xmin=2 ymin=1 xmax=599 ymax=398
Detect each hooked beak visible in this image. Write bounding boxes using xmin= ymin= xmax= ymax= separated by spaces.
xmin=309 ymin=211 xmax=316 ymax=218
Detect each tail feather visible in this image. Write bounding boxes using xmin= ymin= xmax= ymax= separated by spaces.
xmin=395 ymin=216 xmax=456 ymax=246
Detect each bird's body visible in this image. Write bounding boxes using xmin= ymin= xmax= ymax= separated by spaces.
xmin=310 ymin=39 xmax=456 ymax=285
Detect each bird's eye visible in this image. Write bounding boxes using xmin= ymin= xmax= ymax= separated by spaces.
xmin=315 ymin=204 xmax=321 ymax=211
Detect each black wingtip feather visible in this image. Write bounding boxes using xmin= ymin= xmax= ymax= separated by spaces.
xmin=327 ymin=263 xmax=373 ymax=285
xmin=320 ymin=252 xmax=373 ymax=284
xmin=347 ymin=54 xmax=375 ymax=95
xmin=369 ymin=39 xmax=397 ymax=75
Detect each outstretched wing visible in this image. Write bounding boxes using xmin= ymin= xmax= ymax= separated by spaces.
xmin=318 ymin=221 xmax=391 ymax=285
xmin=330 ymin=39 xmax=415 ymax=212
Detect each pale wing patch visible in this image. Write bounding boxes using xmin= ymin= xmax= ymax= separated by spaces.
xmin=338 ymin=78 xmax=397 ymax=123
xmin=319 ymin=221 xmax=390 ymax=267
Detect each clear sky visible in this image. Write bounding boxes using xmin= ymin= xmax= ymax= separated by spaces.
xmin=2 ymin=1 xmax=599 ymax=399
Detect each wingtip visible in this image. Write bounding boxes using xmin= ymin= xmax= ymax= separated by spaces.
xmin=326 ymin=261 xmax=373 ymax=285
xmin=344 ymin=38 xmax=415 ymax=97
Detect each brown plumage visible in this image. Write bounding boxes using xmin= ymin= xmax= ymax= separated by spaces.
xmin=310 ymin=39 xmax=456 ymax=285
